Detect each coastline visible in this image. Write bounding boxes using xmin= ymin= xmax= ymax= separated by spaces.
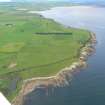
xmin=11 ymin=32 xmax=97 ymax=105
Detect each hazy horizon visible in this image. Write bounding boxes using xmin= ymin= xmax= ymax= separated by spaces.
xmin=0 ymin=0 xmax=105 ymax=2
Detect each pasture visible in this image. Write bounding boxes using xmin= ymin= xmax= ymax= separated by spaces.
xmin=0 ymin=3 xmax=90 ymax=101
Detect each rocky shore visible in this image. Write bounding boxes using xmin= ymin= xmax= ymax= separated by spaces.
xmin=12 ymin=32 xmax=97 ymax=105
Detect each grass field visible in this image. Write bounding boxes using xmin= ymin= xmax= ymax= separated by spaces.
xmin=0 ymin=3 xmax=90 ymax=101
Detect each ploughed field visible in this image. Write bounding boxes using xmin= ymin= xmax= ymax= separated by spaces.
xmin=0 ymin=8 xmax=90 ymax=100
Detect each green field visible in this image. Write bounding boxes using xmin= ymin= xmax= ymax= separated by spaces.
xmin=0 ymin=3 xmax=90 ymax=101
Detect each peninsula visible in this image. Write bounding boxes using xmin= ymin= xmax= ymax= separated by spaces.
xmin=0 ymin=3 xmax=96 ymax=105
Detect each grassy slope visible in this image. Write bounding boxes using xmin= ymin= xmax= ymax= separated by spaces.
xmin=0 ymin=4 xmax=90 ymax=101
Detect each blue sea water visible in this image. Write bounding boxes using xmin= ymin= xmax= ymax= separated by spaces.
xmin=24 ymin=6 xmax=105 ymax=105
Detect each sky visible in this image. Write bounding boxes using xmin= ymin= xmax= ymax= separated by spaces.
xmin=0 ymin=0 xmax=104 ymax=2
xmin=0 ymin=0 xmax=100 ymax=1
xmin=0 ymin=0 xmax=10 ymax=2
